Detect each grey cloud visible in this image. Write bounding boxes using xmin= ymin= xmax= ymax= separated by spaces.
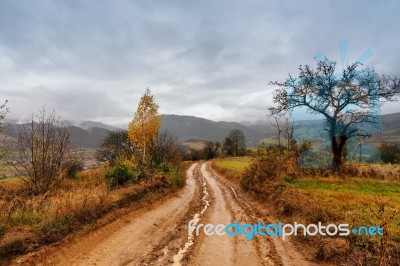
xmin=0 ymin=0 xmax=400 ymax=125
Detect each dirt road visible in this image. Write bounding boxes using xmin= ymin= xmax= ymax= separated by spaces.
xmin=18 ymin=162 xmax=315 ymax=266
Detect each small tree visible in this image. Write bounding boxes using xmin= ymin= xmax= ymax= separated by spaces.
xmin=204 ymin=141 xmax=221 ymax=159
xmin=128 ymin=88 xmax=161 ymax=165
xmin=270 ymin=58 xmax=400 ymax=168
xmin=269 ymin=111 xmax=293 ymax=150
xmin=96 ymin=130 xmax=134 ymax=165
xmin=379 ymin=142 xmax=400 ymax=164
xmin=151 ymin=131 xmax=180 ymax=169
xmin=223 ymin=129 xmax=246 ymax=156
xmin=223 ymin=136 xmax=234 ymax=156
xmin=13 ymin=108 xmax=71 ymax=193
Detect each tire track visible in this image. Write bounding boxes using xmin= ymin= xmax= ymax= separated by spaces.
xmin=19 ymin=163 xmax=201 ymax=266
xmin=208 ymin=162 xmax=319 ymax=266
xmin=171 ymin=164 xmax=209 ymax=265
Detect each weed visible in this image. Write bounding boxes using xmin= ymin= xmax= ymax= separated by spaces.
xmin=10 ymin=211 xmax=41 ymax=226
xmin=167 ymin=170 xmax=186 ymax=188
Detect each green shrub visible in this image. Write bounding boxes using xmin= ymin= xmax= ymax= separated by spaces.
xmin=167 ymin=171 xmax=186 ymax=188
xmin=105 ymin=162 xmax=140 ymax=189
xmin=66 ymin=161 xmax=83 ymax=179
xmin=10 ymin=211 xmax=41 ymax=226
xmin=159 ymin=162 xmax=170 ymax=173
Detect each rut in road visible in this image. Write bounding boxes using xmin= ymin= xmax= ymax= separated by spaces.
xmin=17 ymin=164 xmax=201 ymax=266
xmin=17 ymin=162 xmax=315 ymax=266
xmin=185 ymin=163 xmax=280 ymax=266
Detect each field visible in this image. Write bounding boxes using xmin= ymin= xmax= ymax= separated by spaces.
xmin=214 ymin=157 xmax=400 ymax=264
xmin=287 ymin=178 xmax=400 ymax=240
xmin=0 ymin=167 xmax=186 ymax=262
xmin=213 ymin=157 xmax=253 ymax=173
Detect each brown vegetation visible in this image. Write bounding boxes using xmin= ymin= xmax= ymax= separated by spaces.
xmin=0 ymin=166 xmax=184 ymax=263
xmin=213 ymin=153 xmax=400 ymax=265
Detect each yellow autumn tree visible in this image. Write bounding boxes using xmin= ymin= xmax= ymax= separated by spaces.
xmin=128 ymin=88 xmax=161 ymax=163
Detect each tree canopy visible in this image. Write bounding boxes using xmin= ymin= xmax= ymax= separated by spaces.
xmin=223 ymin=129 xmax=246 ymax=156
xmin=270 ymin=58 xmax=400 ymax=168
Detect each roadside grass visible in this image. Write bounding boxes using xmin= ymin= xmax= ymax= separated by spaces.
xmin=213 ymin=157 xmax=252 ymax=173
xmin=0 ymin=166 xmax=187 ymax=261
xmin=0 ymin=164 xmax=19 ymax=179
xmin=0 ymin=176 xmax=21 ymax=183
xmin=214 ymin=157 xmax=400 ymax=264
xmin=287 ymin=178 xmax=400 ymax=239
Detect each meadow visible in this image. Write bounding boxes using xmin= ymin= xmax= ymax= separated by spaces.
xmin=213 ymin=156 xmax=400 ymax=264
xmin=0 ymin=167 xmax=185 ymax=261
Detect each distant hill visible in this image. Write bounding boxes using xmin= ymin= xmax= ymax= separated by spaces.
xmin=380 ymin=112 xmax=400 ymax=142
xmin=76 ymin=121 xmax=119 ymax=132
xmin=3 ymin=123 xmax=113 ymax=149
xmin=2 ymin=112 xmax=400 ymax=149
xmin=160 ymin=115 xmax=274 ymax=147
xmin=68 ymin=126 xmax=111 ymax=149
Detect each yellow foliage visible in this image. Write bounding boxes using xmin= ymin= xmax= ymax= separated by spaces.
xmin=128 ymin=88 xmax=161 ymax=161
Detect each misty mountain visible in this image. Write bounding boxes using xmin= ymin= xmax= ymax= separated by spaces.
xmin=160 ymin=115 xmax=274 ymax=147
xmin=3 ymin=123 xmax=112 ymax=149
xmin=2 ymin=113 xmax=400 ymax=149
xmin=76 ymin=121 xmax=120 ymax=132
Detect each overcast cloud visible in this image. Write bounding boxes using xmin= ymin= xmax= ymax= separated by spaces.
xmin=1 ymin=0 xmax=400 ymax=125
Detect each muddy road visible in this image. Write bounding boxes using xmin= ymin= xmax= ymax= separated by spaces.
xmin=18 ymin=162 xmax=315 ymax=266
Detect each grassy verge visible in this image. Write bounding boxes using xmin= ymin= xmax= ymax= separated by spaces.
xmin=212 ymin=157 xmax=253 ymax=180
xmin=0 ymin=166 xmax=187 ymax=262
xmin=214 ymin=156 xmax=400 ymax=265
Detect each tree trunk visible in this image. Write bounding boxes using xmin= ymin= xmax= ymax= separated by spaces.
xmin=331 ymin=135 xmax=348 ymax=168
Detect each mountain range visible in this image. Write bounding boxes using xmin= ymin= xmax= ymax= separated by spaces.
xmin=2 ymin=113 xmax=400 ymax=149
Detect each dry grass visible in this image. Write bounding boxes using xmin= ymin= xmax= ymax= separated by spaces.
xmin=180 ymin=141 xmax=207 ymax=151
xmin=214 ymin=156 xmax=400 ymax=265
xmin=0 ymin=167 xmax=176 ymax=260
xmin=348 ymin=163 xmax=400 ymax=181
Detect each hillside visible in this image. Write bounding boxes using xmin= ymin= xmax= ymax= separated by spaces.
xmin=2 ymin=112 xmax=400 ymax=149
xmin=3 ymin=123 xmax=111 ymax=149
xmin=160 ymin=115 xmax=274 ymax=147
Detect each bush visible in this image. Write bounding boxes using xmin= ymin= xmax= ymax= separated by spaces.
xmin=105 ymin=161 xmax=140 ymax=189
xmin=380 ymin=142 xmax=400 ymax=164
xmin=241 ymin=154 xmax=296 ymax=193
xmin=66 ymin=161 xmax=83 ymax=179
xmin=167 ymin=170 xmax=186 ymax=188
xmin=159 ymin=162 xmax=170 ymax=173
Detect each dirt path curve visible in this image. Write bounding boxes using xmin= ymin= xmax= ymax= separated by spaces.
xmin=202 ymin=162 xmax=321 ymax=266
xmin=17 ymin=162 xmax=316 ymax=266
xmin=18 ymin=163 xmax=201 ymax=266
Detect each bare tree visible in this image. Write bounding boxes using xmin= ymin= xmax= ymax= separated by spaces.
xmin=13 ymin=108 xmax=71 ymax=193
xmin=270 ymin=58 xmax=400 ymax=168
xmin=269 ymin=112 xmax=283 ymax=148
xmin=151 ymin=131 xmax=180 ymax=167
xmin=269 ymin=111 xmax=293 ymax=150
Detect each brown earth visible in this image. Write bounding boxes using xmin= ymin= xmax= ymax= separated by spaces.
xmin=14 ymin=162 xmax=325 ymax=266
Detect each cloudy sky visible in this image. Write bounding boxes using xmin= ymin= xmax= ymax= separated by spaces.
xmin=1 ymin=0 xmax=400 ymax=125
